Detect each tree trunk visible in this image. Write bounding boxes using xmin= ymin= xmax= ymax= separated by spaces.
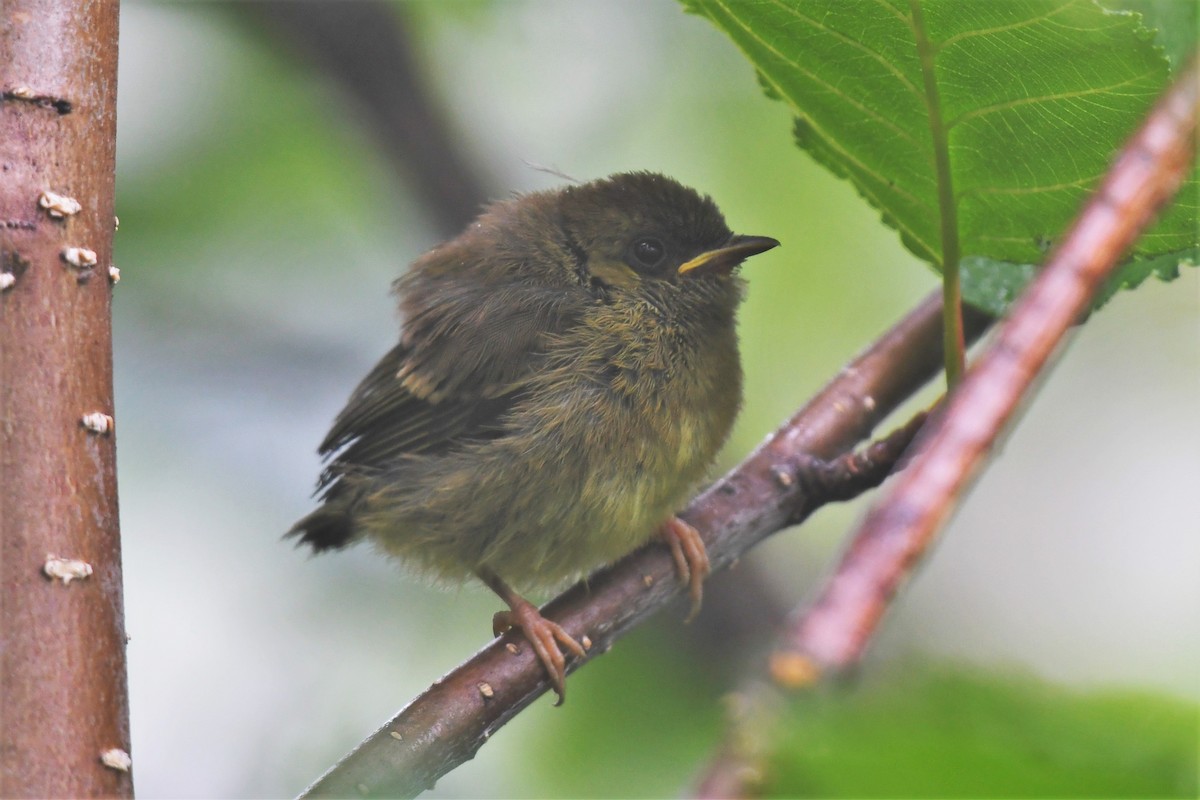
xmin=1 ymin=1 xmax=132 ymax=796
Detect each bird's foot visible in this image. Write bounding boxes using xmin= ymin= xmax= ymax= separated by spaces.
xmin=478 ymin=568 xmax=586 ymax=705
xmin=492 ymin=600 xmax=586 ymax=705
xmin=659 ymin=516 xmax=710 ymax=621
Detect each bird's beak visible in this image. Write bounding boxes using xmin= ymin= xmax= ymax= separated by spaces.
xmin=677 ymin=234 xmax=780 ymax=275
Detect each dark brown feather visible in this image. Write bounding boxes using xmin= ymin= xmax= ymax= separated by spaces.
xmin=316 ymin=278 xmax=586 ymax=494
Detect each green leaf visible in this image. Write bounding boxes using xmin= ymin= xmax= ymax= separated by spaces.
xmin=1104 ymin=0 xmax=1199 ymax=67
xmin=762 ymin=664 xmax=1199 ymax=798
xmin=684 ymin=0 xmax=1197 ymax=311
xmin=963 ymin=245 xmax=1198 ymax=316
xmin=959 ymin=256 xmax=1039 ymax=316
xmin=1093 ymin=245 xmax=1198 ymax=309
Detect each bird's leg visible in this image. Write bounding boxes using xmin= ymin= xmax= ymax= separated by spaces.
xmin=659 ymin=516 xmax=710 ymax=621
xmin=477 ymin=567 xmax=587 ymax=705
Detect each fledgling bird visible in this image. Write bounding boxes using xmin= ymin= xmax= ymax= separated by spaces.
xmin=290 ymin=172 xmax=778 ymax=701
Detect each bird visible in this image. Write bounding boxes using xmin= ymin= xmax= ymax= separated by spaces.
xmin=289 ymin=171 xmax=778 ymax=702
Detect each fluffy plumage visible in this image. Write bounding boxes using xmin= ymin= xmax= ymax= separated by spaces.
xmin=291 ymin=173 xmax=776 ymax=593
xmin=289 ymin=172 xmax=778 ymax=699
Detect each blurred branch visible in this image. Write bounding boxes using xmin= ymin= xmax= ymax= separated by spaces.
xmin=242 ymin=1 xmax=495 ymax=236
xmin=298 ymin=294 xmax=992 ymax=799
xmin=691 ymin=56 xmax=1199 ymax=800
xmin=0 ymin=1 xmax=131 ymax=796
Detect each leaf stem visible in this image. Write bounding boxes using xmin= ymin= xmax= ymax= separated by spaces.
xmin=909 ymin=0 xmax=965 ymax=385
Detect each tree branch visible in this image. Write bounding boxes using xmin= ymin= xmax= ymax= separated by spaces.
xmin=298 ymin=294 xmax=991 ymax=798
xmin=0 ymin=1 xmax=131 ymax=796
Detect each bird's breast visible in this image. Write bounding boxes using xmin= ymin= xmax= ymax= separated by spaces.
xmin=549 ymin=320 xmax=743 ymax=510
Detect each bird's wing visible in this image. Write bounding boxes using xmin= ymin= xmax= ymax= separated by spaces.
xmin=316 ymin=280 xmax=578 ymax=488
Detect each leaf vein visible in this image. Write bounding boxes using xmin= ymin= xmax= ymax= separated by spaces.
xmin=703 ymin=0 xmax=924 ymax=150
xmin=947 ymin=73 xmax=1159 ymax=130
xmin=764 ymin=0 xmax=922 ymax=99
xmin=935 ymin=2 xmax=1076 ymax=51
xmin=961 ymin=174 xmax=1098 ymax=198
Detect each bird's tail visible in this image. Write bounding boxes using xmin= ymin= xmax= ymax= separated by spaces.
xmin=287 ymin=502 xmax=356 ymax=553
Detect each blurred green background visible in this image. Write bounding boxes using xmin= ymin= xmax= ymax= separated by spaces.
xmin=112 ymin=2 xmax=1197 ymax=797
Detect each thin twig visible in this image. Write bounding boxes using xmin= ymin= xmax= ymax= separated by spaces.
xmin=788 ymin=409 xmax=929 ymax=513
xmin=298 ymin=294 xmax=991 ymax=798
xmin=771 ymin=57 xmax=1199 ymax=681
xmin=692 ymin=691 xmax=770 ymax=800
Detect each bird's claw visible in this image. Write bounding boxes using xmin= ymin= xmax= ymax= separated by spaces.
xmin=660 ymin=516 xmax=710 ymax=621
xmin=494 ymin=603 xmax=587 ymax=705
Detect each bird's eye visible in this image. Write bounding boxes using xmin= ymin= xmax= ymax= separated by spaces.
xmin=628 ymin=237 xmax=667 ymax=270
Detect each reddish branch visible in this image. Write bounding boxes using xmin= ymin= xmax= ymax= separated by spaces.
xmin=769 ymin=56 xmax=1199 ymax=681
xmin=0 ymin=2 xmax=131 ymax=797
xmin=299 ymin=294 xmax=991 ymax=798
